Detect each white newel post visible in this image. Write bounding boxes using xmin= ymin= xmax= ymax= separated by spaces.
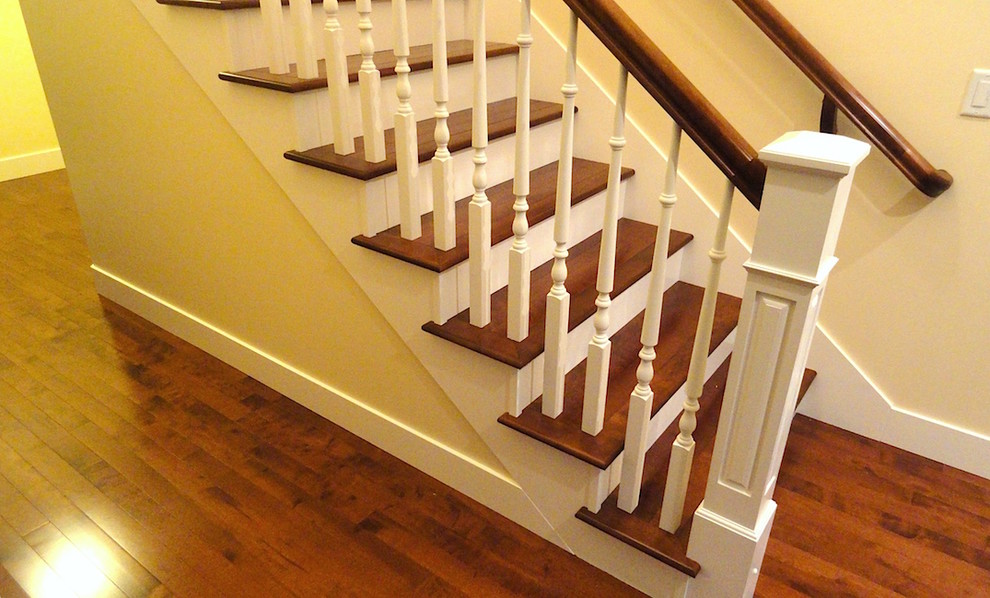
xmin=686 ymin=131 xmax=869 ymax=598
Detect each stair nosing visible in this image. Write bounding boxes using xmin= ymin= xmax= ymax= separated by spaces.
xmin=219 ymin=40 xmax=518 ymax=93
xmin=351 ymin=159 xmax=634 ymax=273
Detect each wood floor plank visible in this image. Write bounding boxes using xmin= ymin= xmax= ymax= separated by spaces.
xmin=0 ymin=561 xmax=31 ymax=598
xmin=0 ymin=515 xmax=77 ymax=598
xmin=23 ymin=522 xmax=127 ymax=598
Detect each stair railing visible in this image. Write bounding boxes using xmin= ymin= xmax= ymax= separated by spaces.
xmin=731 ymin=0 xmax=952 ymax=197
xmin=554 ymin=0 xmax=872 ymax=593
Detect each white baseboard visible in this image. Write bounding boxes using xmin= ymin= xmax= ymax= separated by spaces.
xmin=0 ymin=148 xmax=65 ymax=182
xmin=802 ymin=326 xmax=990 ymax=480
xmin=91 ymin=265 xmax=558 ymax=539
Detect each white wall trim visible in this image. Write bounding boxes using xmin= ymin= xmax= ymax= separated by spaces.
xmin=0 ymin=147 xmax=64 ymax=182
xmin=802 ymin=325 xmax=990 ymax=480
xmin=91 ymin=264 xmax=559 ymax=536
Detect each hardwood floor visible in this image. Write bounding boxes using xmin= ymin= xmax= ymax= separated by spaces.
xmin=1 ymin=170 xmax=988 ymax=597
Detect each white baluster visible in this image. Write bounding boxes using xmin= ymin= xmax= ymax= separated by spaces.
xmin=581 ymin=66 xmax=628 ymax=435
xmin=541 ymin=11 xmax=578 ymax=418
xmin=507 ymin=0 xmax=533 ymax=342
xmin=468 ymin=0 xmax=491 ymax=327
xmin=431 ymin=0 xmax=455 ymax=250
xmin=357 ymin=0 xmax=386 ymax=163
xmin=288 ymin=0 xmax=319 ymax=79
xmin=617 ymin=124 xmax=682 ymax=513
xmin=393 ymin=0 xmax=421 ymax=240
xmin=323 ymin=0 xmax=355 ymax=154
xmin=259 ymin=0 xmax=289 ymax=74
xmin=659 ymin=178 xmax=735 ymax=533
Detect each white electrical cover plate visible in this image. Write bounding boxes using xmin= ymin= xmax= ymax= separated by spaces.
xmin=961 ymin=69 xmax=990 ymax=118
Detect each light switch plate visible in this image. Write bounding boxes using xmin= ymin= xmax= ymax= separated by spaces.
xmin=961 ymin=69 xmax=990 ymax=118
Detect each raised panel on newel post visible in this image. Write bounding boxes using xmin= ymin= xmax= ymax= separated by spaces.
xmin=686 ymin=131 xmax=869 ymax=598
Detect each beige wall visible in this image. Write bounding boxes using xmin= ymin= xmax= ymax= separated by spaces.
xmin=533 ymin=0 xmax=990 ymax=435
xmin=18 ymin=0 xmax=504 ymax=473
xmin=1 ymin=0 xmax=61 ymax=180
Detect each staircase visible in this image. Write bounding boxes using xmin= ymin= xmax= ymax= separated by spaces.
xmin=141 ymin=0 xmax=874 ymax=595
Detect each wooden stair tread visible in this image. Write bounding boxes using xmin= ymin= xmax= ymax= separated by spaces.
xmin=576 ymin=362 xmax=817 ymax=577
xmin=219 ymin=40 xmax=517 ymax=93
xmin=285 ymin=98 xmax=564 ymax=180
xmin=158 ymin=0 xmax=327 ymax=8
xmin=352 ymin=159 xmax=633 ymax=273
xmin=499 ymin=282 xmax=742 ymax=469
xmin=422 ymin=220 xmax=693 ymax=369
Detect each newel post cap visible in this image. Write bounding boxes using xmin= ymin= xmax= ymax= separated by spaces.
xmin=759 ymin=131 xmax=870 ymax=175
xmin=749 ymin=132 xmax=870 ymax=282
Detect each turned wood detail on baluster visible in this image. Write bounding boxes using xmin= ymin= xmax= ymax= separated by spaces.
xmin=659 ymin=178 xmax=735 ymax=533
xmin=356 ymin=0 xmax=386 ymax=162
xmin=542 ymin=11 xmax=578 ymax=418
xmin=323 ymin=0 xmax=354 ymax=154
xmin=581 ymin=66 xmax=628 ymax=435
xmin=468 ymin=0 xmax=491 ymax=327
xmin=393 ymin=0 xmax=420 ymax=240
xmin=431 ymin=0 xmax=455 ymax=250
xmin=507 ymin=0 xmax=533 ymax=342
xmin=616 ymin=124 xmax=682 ymax=513
xmin=288 ymin=0 xmax=319 ymax=79
xmin=259 ymin=0 xmax=289 ymax=74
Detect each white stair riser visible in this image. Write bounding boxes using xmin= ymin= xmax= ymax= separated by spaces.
xmin=223 ymin=0 xmax=469 ymax=72
xmin=586 ymin=328 xmax=736 ymax=512
xmin=507 ymin=248 xmax=686 ymax=415
xmin=293 ymin=53 xmax=517 ymax=151
xmin=360 ymin=117 xmax=562 ymax=237
xmin=431 ymin=177 xmax=617 ymax=325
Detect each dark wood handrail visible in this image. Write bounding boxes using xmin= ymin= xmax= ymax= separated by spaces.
xmin=562 ymin=0 xmax=767 ymax=208
xmin=731 ymin=0 xmax=952 ymax=197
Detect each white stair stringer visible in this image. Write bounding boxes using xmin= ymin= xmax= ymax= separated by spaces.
xmin=128 ymin=1 xmax=758 ymax=594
